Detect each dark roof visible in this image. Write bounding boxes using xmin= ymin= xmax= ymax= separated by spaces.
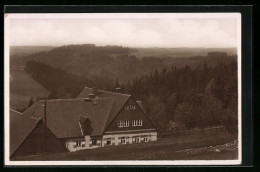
xmin=22 ymin=90 xmax=130 ymax=138
xmin=10 ymin=109 xmax=37 ymax=156
xmin=23 ymin=98 xmax=113 ymax=138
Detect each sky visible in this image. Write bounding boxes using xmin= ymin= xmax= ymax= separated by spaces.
xmin=6 ymin=13 xmax=240 ymax=48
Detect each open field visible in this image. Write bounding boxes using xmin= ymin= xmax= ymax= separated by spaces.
xmin=12 ymin=132 xmax=238 ymax=161
xmin=10 ymin=65 xmax=50 ymax=110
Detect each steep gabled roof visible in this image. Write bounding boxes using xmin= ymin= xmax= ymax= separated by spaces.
xmin=19 ymin=87 xmax=131 ymax=139
xmin=23 ymin=98 xmax=114 ymax=138
xmin=77 ymin=87 xmax=131 ymax=131
xmin=10 ymin=109 xmax=38 ymax=156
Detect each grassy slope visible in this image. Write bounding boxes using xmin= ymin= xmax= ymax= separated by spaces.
xmin=13 ymin=133 xmax=237 ymax=161
xmin=9 ymin=46 xmax=54 ymax=110
xmin=10 ymin=66 xmax=50 ymax=109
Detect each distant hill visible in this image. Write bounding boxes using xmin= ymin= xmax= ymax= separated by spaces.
xmin=17 ymin=44 xmax=237 ymax=85
xmin=133 ymin=47 xmax=237 ymax=58
xmin=10 ymin=46 xmax=55 ymax=57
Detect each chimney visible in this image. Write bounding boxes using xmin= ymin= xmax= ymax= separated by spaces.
xmin=116 ymin=87 xmax=122 ymax=93
xmin=84 ymin=98 xmax=92 ymax=102
xmin=93 ymin=87 xmax=98 ymax=96
xmin=88 ymin=93 xmax=95 ymax=99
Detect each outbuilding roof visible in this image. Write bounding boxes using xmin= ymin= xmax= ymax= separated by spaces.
xmin=10 ymin=109 xmax=38 ymax=156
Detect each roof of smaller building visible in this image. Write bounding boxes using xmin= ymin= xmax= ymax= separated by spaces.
xmin=10 ymin=109 xmax=38 ymax=156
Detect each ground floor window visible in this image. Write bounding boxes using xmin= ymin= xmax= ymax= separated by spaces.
xmin=133 ymin=137 xmax=140 ymax=143
xmin=92 ymin=139 xmax=97 ymax=145
xmin=106 ymin=138 xmax=111 ymax=145
xmin=121 ymin=137 xmax=126 ymax=144
xmin=144 ymin=137 xmax=148 ymax=142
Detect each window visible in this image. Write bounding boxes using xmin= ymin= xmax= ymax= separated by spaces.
xmin=124 ymin=120 xmax=129 ymax=127
xmin=121 ymin=137 xmax=126 ymax=144
xmin=144 ymin=137 xmax=148 ymax=142
xmin=92 ymin=139 xmax=97 ymax=145
xmin=76 ymin=140 xmax=82 ymax=147
xmin=132 ymin=120 xmax=137 ymax=126
xmin=125 ymin=105 xmax=136 ymax=110
xmin=118 ymin=121 xmax=123 ymax=127
xmin=106 ymin=138 xmax=111 ymax=146
xmin=133 ymin=137 xmax=140 ymax=143
xmin=138 ymin=119 xmax=142 ymax=126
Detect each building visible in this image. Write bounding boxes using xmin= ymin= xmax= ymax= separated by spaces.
xmin=10 ymin=109 xmax=67 ymax=159
xmin=11 ymin=87 xmax=157 ymax=155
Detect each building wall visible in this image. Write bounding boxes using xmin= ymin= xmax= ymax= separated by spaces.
xmin=11 ymin=122 xmax=67 ymax=158
xmin=102 ymin=130 xmax=157 ymax=147
xmin=65 ymin=130 xmax=157 ymax=152
xmin=65 ymin=136 xmax=102 ymax=152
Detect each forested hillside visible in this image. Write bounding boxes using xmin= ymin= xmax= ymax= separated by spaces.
xmin=127 ymin=61 xmax=237 ymax=135
xmin=23 ymin=44 xmax=238 ymax=135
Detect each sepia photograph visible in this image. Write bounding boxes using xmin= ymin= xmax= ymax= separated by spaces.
xmin=4 ymin=13 xmax=241 ymax=166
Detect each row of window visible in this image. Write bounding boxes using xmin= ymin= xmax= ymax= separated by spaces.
xmin=125 ymin=105 xmax=136 ymax=110
xmin=118 ymin=119 xmax=142 ymax=127
xmin=107 ymin=136 xmax=148 ymax=145
xmin=73 ymin=136 xmax=149 ymax=148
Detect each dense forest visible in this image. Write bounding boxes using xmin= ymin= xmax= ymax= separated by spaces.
xmin=126 ymin=61 xmax=238 ymax=135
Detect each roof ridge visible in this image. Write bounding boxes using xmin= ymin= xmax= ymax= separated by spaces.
xmin=10 ymin=109 xmax=22 ymax=115
xmin=38 ymin=98 xmax=90 ymax=102
xmin=100 ymin=99 xmax=116 ymax=135
xmin=83 ymin=86 xmax=131 ymax=97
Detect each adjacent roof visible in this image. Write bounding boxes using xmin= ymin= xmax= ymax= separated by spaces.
xmin=10 ymin=109 xmax=38 ymax=156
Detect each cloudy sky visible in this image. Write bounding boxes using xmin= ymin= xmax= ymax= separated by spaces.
xmin=6 ymin=13 xmax=240 ymax=48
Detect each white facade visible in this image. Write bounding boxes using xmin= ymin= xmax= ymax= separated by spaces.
xmin=65 ymin=130 xmax=157 ymax=152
